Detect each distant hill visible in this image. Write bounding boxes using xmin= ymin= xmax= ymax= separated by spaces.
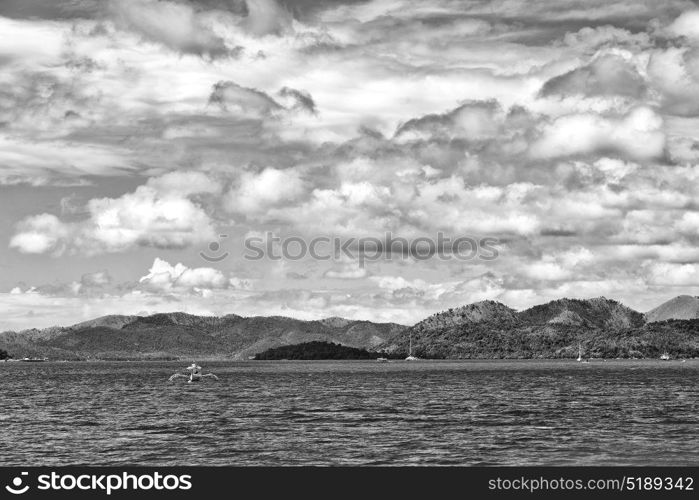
xmin=70 ymin=315 xmax=141 ymax=330
xmin=378 ymin=297 xmax=698 ymax=359
xmin=0 ymin=312 xmax=405 ymax=361
xmin=517 ymin=297 xmax=645 ymax=330
xmin=2 ymin=296 xmax=699 ymax=360
xmin=646 ymin=295 xmax=699 ymax=322
xmin=412 ymin=300 xmax=517 ymax=334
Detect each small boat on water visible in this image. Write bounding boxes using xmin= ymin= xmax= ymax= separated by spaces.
xmin=660 ymin=352 xmax=671 ymax=361
xmin=20 ymin=357 xmax=48 ymax=362
xmin=376 ymin=357 xmax=389 ymax=363
xmin=576 ymin=343 xmax=590 ymax=362
xmin=168 ymin=363 xmax=219 ymax=383
xmin=405 ymin=334 xmax=420 ymax=361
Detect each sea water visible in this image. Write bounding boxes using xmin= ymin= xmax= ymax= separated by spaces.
xmin=1 ymin=360 xmax=697 ymax=466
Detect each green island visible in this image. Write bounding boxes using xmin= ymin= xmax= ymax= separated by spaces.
xmin=254 ymin=341 xmax=394 ymax=360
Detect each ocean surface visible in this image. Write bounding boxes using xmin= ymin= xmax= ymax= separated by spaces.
xmin=1 ymin=360 xmax=697 ymax=466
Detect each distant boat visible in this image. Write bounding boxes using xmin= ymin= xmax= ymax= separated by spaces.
xmin=405 ymin=333 xmax=420 ymax=361
xmin=660 ymin=352 xmax=670 ymax=361
xmin=577 ymin=343 xmax=583 ymax=362
xmin=20 ymin=357 xmax=48 ymax=362
xmin=376 ymin=357 xmax=389 ymax=363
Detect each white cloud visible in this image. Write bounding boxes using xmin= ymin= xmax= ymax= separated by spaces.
xmin=522 ymin=247 xmax=595 ymax=281
xmin=648 ymin=46 xmax=699 ymax=117
xmin=9 ymin=214 xmax=69 ymax=255
xmin=530 ymin=107 xmax=665 ymax=160
xmin=4 ymin=0 xmax=699 ymax=329
xmin=645 ymin=262 xmax=699 ymax=286
xmin=666 ymin=10 xmax=699 ymax=42
xmin=10 ymin=172 xmax=218 ymax=255
xmin=226 ymin=167 xmax=305 ymax=215
xmin=138 ymin=258 xmax=229 ymax=294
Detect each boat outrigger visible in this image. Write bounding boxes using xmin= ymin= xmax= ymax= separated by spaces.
xmin=168 ymin=363 xmax=219 ymax=383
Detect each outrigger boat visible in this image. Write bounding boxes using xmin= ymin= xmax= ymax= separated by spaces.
xmin=168 ymin=363 xmax=219 ymax=383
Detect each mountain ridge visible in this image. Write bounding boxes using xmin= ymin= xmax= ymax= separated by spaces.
xmin=2 ymin=296 xmax=698 ymax=360
xmin=378 ymin=296 xmax=698 ymax=359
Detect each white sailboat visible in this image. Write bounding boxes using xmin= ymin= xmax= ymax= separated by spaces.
xmin=577 ymin=343 xmax=583 ymax=362
xmin=405 ymin=333 xmax=420 ymax=361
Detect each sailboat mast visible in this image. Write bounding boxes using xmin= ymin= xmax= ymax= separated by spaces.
xmin=409 ymin=333 xmax=412 ymax=356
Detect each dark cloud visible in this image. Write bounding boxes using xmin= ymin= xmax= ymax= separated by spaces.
xmin=540 ymin=55 xmax=646 ymax=98
xmin=395 ymin=100 xmax=504 ymax=141
xmin=209 ymin=81 xmax=283 ymax=115
xmin=278 ymin=87 xmax=317 ymax=114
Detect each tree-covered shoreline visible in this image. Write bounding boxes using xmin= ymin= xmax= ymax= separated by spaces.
xmin=254 ymin=341 xmax=396 ymax=360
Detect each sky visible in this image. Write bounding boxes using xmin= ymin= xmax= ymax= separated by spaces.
xmin=2 ymin=0 xmax=699 ymax=330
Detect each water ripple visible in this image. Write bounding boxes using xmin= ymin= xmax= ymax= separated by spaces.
xmin=1 ymin=359 xmax=697 ymax=466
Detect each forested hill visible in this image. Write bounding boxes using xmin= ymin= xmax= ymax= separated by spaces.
xmin=378 ymin=298 xmax=699 ymax=359
xmin=2 ymin=296 xmax=699 ymax=360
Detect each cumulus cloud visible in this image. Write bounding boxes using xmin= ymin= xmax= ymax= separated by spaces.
xmin=225 ymin=167 xmax=305 ymax=215
xmin=138 ymin=258 xmax=229 ymax=294
xmin=10 ymin=172 xmax=219 ymax=255
xmin=5 ymin=2 xmax=699 ymax=329
xmin=9 ymin=214 xmax=70 ymax=255
xmin=648 ymin=47 xmax=699 ymax=117
xmin=666 ymin=10 xmax=699 ymax=42
xmin=530 ymin=107 xmax=665 ymax=160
